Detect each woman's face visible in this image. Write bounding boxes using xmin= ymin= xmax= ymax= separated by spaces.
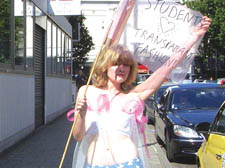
xmin=107 ymin=64 xmax=130 ymax=84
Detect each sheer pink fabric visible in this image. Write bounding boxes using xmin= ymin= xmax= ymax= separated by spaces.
xmin=67 ymin=91 xmax=150 ymax=158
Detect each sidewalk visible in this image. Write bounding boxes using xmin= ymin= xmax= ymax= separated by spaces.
xmin=145 ymin=125 xmax=173 ymax=168
xmin=0 ymin=112 xmax=172 ymax=168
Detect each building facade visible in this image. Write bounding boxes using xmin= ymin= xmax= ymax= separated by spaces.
xmin=0 ymin=0 xmax=74 ymax=152
xmin=81 ymin=0 xmax=119 ymax=64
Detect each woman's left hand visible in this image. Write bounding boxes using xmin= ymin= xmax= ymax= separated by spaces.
xmin=193 ymin=16 xmax=211 ymax=37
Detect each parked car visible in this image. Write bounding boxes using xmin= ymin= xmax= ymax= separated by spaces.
xmin=154 ymin=83 xmax=225 ymax=161
xmin=144 ymin=82 xmax=177 ymax=124
xmin=136 ymin=73 xmax=151 ymax=85
xmin=196 ymin=101 xmax=225 ymax=168
xmin=203 ymin=79 xmax=217 ymax=83
xmin=217 ymin=78 xmax=225 ymax=85
xmin=194 ymin=79 xmax=204 ymax=83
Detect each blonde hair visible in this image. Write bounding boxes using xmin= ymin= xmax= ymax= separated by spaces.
xmin=91 ymin=45 xmax=138 ymax=90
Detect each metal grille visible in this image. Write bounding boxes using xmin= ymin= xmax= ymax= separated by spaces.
xmin=34 ymin=24 xmax=45 ymax=128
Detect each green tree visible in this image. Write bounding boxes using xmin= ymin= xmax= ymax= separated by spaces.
xmin=0 ymin=0 xmax=11 ymax=63
xmin=67 ymin=15 xmax=94 ymax=74
xmin=184 ymin=0 xmax=225 ymax=79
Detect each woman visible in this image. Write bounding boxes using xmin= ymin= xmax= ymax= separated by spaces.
xmin=72 ymin=16 xmax=211 ymax=168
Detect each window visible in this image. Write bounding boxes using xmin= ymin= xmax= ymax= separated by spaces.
xmin=47 ymin=20 xmax=52 ymax=73
xmin=0 ymin=0 xmax=72 ymax=75
xmin=15 ymin=0 xmax=25 ymax=67
xmin=26 ymin=0 xmax=33 ymax=69
xmin=65 ymin=36 xmax=72 ymax=74
xmin=46 ymin=21 xmax=72 ymax=76
xmin=62 ymin=32 xmax=65 ymax=74
xmin=213 ymin=106 xmax=225 ymax=134
xmin=1 ymin=0 xmax=33 ymax=71
xmin=159 ymin=90 xmax=169 ymax=106
xmin=56 ymin=29 xmax=62 ymax=73
xmin=52 ymin=24 xmax=57 ymax=73
xmin=0 ymin=0 xmax=11 ymax=64
xmin=68 ymin=38 xmax=72 ymax=73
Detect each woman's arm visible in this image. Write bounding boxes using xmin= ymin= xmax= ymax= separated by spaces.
xmin=133 ymin=16 xmax=211 ymax=100
xmin=72 ymin=85 xmax=88 ymax=141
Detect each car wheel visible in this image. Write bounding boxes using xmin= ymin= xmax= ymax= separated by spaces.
xmin=145 ymin=111 xmax=149 ymax=123
xmin=143 ymin=107 xmax=147 ymax=116
xmin=148 ymin=112 xmax=155 ymax=125
xmin=165 ymin=131 xmax=175 ymax=162
xmin=154 ymin=126 xmax=159 ymax=141
xmin=152 ymin=111 xmax=155 ymax=124
xmin=146 ymin=113 xmax=152 ymax=125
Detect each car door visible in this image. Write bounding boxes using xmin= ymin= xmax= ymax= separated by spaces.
xmin=202 ymin=102 xmax=225 ymax=168
xmin=155 ymin=89 xmax=170 ymax=142
xmin=145 ymin=95 xmax=156 ymax=121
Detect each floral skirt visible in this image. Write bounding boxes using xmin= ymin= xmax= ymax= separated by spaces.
xmin=87 ymin=157 xmax=143 ymax=168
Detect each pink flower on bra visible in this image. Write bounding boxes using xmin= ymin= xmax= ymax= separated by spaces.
xmin=121 ymin=99 xmax=147 ymax=133
xmin=96 ymin=94 xmax=110 ymax=113
xmin=122 ymin=99 xmax=144 ymax=115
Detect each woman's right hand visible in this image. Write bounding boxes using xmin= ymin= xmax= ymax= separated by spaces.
xmin=73 ymin=85 xmax=88 ymax=141
xmin=193 ymin=16 xmax=211 ymax=38
xmin=73 ymin=95 xmax=87 ymax=141
xmin=76 ymin=96 xmax=87 ymax=118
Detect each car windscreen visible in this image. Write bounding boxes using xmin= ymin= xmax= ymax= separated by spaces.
xmin=171 ymin=88 xmax=225 ymax=111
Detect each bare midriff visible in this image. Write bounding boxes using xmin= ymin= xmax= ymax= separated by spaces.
xmin=87 ymin=132 xmax=138 ymax=166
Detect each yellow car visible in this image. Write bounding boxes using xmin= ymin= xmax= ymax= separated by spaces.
xmin=196 ymin=101 xmax=225 ymax=168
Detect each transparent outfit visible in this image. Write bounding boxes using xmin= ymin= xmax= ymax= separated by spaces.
xmin=72 ymin=87 xmax=149 ymax=168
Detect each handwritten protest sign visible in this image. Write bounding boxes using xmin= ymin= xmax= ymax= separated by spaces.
xmin=119 ymin=0 xmax=203 ymax=83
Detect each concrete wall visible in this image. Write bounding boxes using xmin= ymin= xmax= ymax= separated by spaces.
xmin=0 ymin=73 xmax=35 ymax=152
xmin=45 ymin=77 xmax=73 ymax=123
xmin=0 ymin=74 xmax=74 ymax=152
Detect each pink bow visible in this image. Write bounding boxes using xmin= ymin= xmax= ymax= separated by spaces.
xmin=96 ymin=94 xmax=110 ymax=113
xmin=66 ymin=109 xmax=76 ymax=122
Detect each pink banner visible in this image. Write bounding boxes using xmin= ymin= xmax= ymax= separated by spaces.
xmin=104 ymin=0 xmax=136 ymax=46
